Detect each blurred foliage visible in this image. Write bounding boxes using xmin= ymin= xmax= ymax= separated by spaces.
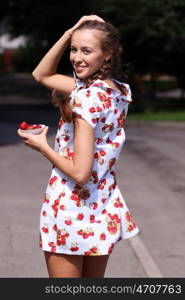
xmin=99 ymin=0 xmax=185 ymax=111
xmin=1 ymin=0 xmax=102 ymax=71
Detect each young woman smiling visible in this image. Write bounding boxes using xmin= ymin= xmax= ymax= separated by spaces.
xmin=18 ymin=15 xmax=139 ymax=278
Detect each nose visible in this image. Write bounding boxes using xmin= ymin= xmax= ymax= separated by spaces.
xmin=73 ymin=51 xmax=83 ymax=63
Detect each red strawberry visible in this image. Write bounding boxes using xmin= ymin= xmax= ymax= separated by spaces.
xmin=33 ymin=124 xmax=42 ymax=129
xmin=20 ymin=121 xmax=29 ymax=130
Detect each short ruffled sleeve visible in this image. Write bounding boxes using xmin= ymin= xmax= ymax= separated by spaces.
xmin=71 ymin=88 xmax=103 ymax=129
xmin=121 ymin=84 xmax=132 ymax=119
xmin=121 ymin=83 xmax=132 ymax=103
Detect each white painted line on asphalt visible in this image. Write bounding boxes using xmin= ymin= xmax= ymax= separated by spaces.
xmin=128 ymin=235 xmax=163 ymax=278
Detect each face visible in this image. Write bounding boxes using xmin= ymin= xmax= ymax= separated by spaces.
xmin=70 ymin=29 xmax=109 ymax=79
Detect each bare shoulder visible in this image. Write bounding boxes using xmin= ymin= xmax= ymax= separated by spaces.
xmin=33 ymin=73 xmax=76 ymax=94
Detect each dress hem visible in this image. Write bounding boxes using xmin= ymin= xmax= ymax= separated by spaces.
xmin=40 ymin=228 xmax=139 ymax=256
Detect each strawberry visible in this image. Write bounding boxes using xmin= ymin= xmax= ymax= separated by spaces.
xmin=33 ymin=124 xmax=42 ymax=129
xmin=20 ymin=121 xmax=29 ymax=130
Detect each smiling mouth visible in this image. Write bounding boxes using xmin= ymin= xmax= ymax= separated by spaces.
xmin=74 ymin=65 xmax=87 ymax=72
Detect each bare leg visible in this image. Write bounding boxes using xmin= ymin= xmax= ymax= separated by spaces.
xmin=82 ymin=255 xmax=110 ymax=278
xmin=44 ymin=251 xmax=83 ymax=278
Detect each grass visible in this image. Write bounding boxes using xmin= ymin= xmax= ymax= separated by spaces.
xmin=128 ymin=111 xmax=185 ymax=122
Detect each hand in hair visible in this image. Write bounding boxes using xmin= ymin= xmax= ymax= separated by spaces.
xmin=69 ymin=15 xmax=105 ymax=35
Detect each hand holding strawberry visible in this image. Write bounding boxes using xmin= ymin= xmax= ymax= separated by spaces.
xmin=17 ymin=121 xmax=50 ymax=154
xmin=20 ymin=121 xmax=42 ymax=130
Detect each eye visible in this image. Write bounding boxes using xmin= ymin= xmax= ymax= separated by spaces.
xmin=82 ymin=48 xmax=92 ymax=55
xmin=70 ymin=47 xmax=77 ymax=53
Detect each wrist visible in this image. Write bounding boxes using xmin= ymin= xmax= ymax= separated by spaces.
xmin=40 ymin=143 xmax=51 ymax=157
xmin=64 ymin=29 xmax=73 ymax=39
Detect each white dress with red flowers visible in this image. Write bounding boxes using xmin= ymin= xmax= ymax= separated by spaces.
xmin=39 ymin=78 xmax=139 ymax=255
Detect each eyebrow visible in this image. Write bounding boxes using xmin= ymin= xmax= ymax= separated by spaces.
xmin=70 ymin=45 xmax=93 ymax=50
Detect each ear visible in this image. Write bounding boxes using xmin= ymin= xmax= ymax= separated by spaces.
xmin=104 ymin=50 xmax=113 ymax=62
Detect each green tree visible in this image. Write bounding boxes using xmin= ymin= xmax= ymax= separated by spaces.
xmin=1 ymin=0 xmax=101 ymax=71
xmin=99 ymin=0 xmax=185 ymax=110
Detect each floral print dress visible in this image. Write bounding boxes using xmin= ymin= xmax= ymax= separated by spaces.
xmin=39 ymin=77 xmax=139 ymax=256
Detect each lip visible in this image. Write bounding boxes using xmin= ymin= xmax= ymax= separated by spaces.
xmin=74 ymin=65 xmax=87 ymax=73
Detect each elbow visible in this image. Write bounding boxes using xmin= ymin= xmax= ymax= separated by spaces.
xmin=75 ymin=173 xmax=90 ymax=187
xmin=32 ymin=70 xmax=46 ymax=83
xmin=32 ymin=70 xmax=41 ymax=82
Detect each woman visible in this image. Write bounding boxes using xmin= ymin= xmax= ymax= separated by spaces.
xmin=18 ymin=15 xmax=139 ymax=278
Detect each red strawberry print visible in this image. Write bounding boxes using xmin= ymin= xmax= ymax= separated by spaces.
xmin=82 ymin=232 xmax=89 ymax=239
xmin=77 ymin=213 xmax=84 ymax=220
xmin=100 ymin=233 xmax=106 ymax=240
xmin=91 ymin=202 xmax=98 ymax=210
xmin=90 ymin=215 xmax=95 ymax=223
xmin=96 ymin=138 xmax=103 ymax=144
xmin=61 ymin=178 xmax=67 ymax=184
xmin=42 ymin=210 xmax=47 ymax=217
xmin=64 ymin=217 xmax=72 ymax=226
xmin=108 ymin=243 xmax=115 ymax=254
xmin=102 ymin=123 xmax=114 ymax=132
xmin=89 ymin=107 xmax=96 ymax=113
xmin=43 ymin=194 xmax=50 ymax=203
xmin=59 ymin=205 xmax=66 ymax=210
xmin=70 ymin=243 xmax=79 ymax=252
xmin=49 ymin=176 xmax=58 ymax=188
xmin=78 ymin=188 xmax=90 ymax=200
xmin=116 ymin=129 xmax=122 ymax=136
xmin=114 ymin=197 xmax=123 ymax=208
xmin=125 ymin=211 xmax=137 ymax=232
xmin=48 ymin=242 xmax=56 ymax=252
xmin=58 ymin=119 xmax=64 ymax=129
xmin=92 ymin=118 xmax=98 ymax=124
xmin=86 ymin=90 xmax=91 ymax=97
xmin=42 ymin=224 xmax=49 ymax=233
xmin=109 ymin=158 xmax=116 ymax=169
xmin=100 ymin=117 xmax=106 ymax=123
xmin=99 ymin=149 xmax=106 ymax=156
xmin=39 ymin=79 xmax=139 ymax=256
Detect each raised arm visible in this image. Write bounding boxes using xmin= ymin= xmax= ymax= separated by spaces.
xmin=32 ymin=15 xmax=105 ymax=94
xmin=32 ymin=30 xmax=75 ymax=94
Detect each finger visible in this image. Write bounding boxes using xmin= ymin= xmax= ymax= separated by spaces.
xmin=41 ymin=126 xmax=49 ymax=135
xmin=17 ymin=129 xmax=31 ymax=139
xmin=86 ymin=15 xmax=105 ymax=22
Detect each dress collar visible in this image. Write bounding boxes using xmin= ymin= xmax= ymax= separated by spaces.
xmin=91 ymin=78 xmax=133 ymax=102
xmin=73 ymin=72 xmax=132 ymax=102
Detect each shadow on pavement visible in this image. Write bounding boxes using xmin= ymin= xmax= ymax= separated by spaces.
xmin=0 ymin=74 xmax=61 ymax=146
xmin=0 ymin=104 xmax=60 ymax=146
